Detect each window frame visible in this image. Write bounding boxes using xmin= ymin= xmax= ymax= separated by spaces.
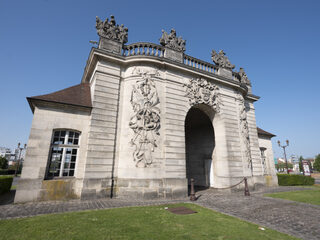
xmin=46 ymin=129 xmax=80 ymax=179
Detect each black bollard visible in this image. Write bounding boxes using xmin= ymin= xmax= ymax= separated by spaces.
xmin=190 ymin=178 xmax=196 ymax=201
xmin=244 ymin=177 xmax=250 ymax=196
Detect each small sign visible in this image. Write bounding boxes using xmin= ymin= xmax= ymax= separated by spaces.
xmin=302 ymin=161 xmax=311 ymax=176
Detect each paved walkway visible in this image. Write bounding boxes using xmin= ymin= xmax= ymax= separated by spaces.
xmin=1 ymin=186 xmax=319 ymax=240
xmin=196 ymin=186 xmax=320 ymax=240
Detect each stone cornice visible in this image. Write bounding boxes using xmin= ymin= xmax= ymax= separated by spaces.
xmin=81 ymin=47 xmax=259 ymax=99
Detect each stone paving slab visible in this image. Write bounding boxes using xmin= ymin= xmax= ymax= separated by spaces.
xmin=0 ymin=198 xmax=184 ymax=220
xmin=0 ymin=186 xmax=319 ymax=240
xmin=195 ymin=187 xmax=320 ymax=240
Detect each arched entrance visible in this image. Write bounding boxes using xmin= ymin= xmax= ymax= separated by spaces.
xmin=185 ymin=106 xmax=215 ymax=189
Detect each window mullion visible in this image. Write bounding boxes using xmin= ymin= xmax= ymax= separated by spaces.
xmin=60 ymin=148 xmax=66 ymax=177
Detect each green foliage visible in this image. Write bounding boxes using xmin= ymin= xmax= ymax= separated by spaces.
xmin=299 ymin=156 xmax=304 ymax=172
xmin=0 ymin=156 xmax=8 ymax=169
xmin=0 ymin=176 xmax=13 ymax=194
xmin=275 ymin=162 xmax=293 ymax=171
xmin=277 ymin=174 xmax=315 ymax=186
xmin=313 ymin=154 xmax=320 ymax=172
xmin=7 ymin=164 xmax=22 ymax=174
xmin=0 ymin=169 xmax=16 ymax=175
xmin=0 ymin=203 xmax=298 ymax=240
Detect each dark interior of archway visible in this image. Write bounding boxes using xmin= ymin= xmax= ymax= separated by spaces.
xmin=185 ymin=108 xmax=215 ymax=191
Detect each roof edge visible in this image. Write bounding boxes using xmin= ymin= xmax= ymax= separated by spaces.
xmin=27 ymin=97 xmax=92 ymax=114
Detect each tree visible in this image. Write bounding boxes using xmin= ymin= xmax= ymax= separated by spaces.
xmin=0 ymin=156 xmax=8 ymax=169
xmin=299 ymin=156 xmax=304 ymax=172
xmin=314 ymin=154 xmax=320 ymax=172
xmin=275 ymin=162 xmax=293 ymax=171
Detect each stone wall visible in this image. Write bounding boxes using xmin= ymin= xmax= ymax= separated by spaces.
xmin=17 ymin=42 xmax=274 ymax=202
xmin=258 ymin=135 xmax=278 ymax=186
xmin=80 ymin=60 xmax=121 ymax=200
xmin=15 ymin=104 xmax=90 ymax=203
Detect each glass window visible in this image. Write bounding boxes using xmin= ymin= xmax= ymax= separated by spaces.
xmin=47 ymin=130 xmax=80 ymax=178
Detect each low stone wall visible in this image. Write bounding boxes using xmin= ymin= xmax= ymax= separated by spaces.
xmin=15 ymin=178 xmax=81 ymax=203
xmin=115 ymin=178 xmax=188 ymax=200
xmin=39 ymin=179 xmax=78 ymax=201
xmin=80 ymin=178 xmax=112 ymax=200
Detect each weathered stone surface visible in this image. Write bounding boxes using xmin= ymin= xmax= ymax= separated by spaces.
xmin=17 ymin=16 xmax=277 ymax=203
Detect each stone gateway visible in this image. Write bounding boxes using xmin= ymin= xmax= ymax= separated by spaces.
xmin=15 ymin=15 xmax=277 ymax=203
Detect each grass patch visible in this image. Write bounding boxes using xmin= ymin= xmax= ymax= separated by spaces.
xmin=265 ymin=187 xmax=320 ymax=205
xmin=0 ymin=203 xmax=297 ymax=240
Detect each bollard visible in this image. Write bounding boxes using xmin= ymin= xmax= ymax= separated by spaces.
xmin=244 ymin=177 xmax=250 ymax=196
xmin=190 ymin=178 xmax=196 ymax=201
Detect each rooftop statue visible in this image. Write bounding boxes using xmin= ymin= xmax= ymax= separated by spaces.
xmin=238 ymin=68 xmax=251 ymax=86
xmin=211 ymin=50 xmax=235 ymax=70
xmin=159 ymin=29 xmax=186 ymax=52
xmin=96 ymin=15 xmax=128 ymax=44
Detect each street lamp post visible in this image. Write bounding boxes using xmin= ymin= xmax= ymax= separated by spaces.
xmin=14 ymin=143 xmax=27 ymax=177
xmin=278 ymin=140 xmax=289 ymax=174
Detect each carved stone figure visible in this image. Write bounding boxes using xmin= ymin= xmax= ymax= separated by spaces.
xmin=184 ymin=78 xmax=222 ymax=113
xmin=238 ymin=68 xmax=251 ymax=86
xmin=129 ymin=68 xmax=160 ymax=168
xmin=96 ymin=15 xmax=128 ymax=44
xmin=211 ymin=50 xmax=235 ymax=69
xmin=237 ymin=94 xmax=252 ymax=171
xmin=159 ymin=29 xmax=186 ymax=52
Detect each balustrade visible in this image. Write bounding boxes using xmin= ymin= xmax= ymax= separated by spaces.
xmin=123 ymin=43 xmax=164 ymax=57
xmin=121 ymin=43 xmax=242 ymax=80
xmin=183 ymin=55 xmax=217 ymax=74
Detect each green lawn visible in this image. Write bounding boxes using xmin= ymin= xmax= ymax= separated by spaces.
xmin=0 ymin=203 xmax=297 ymax=240
xmin=265 ymin=185 xmax=320 ymax=205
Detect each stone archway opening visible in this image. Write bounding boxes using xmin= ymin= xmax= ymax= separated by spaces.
xmin=185 ymin=106 xmax=215 ymax=191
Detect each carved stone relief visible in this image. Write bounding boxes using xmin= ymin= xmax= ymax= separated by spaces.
xmin=96 ymin=15 xmax=128 ymax=44
xmin=129 ymin=68 xmax=160 ymax=168
xmin=237 ymin=93 xmax=252 ymax=171
xmin=184 ymin=78 xmax=222 ymax=113
xmin=211 ymin=50 xmax=235 ymax=70
xmin=238 ymin=68 xmax=251 ymax=86
xmin=159 ymin=29 xmax=186 ymax=52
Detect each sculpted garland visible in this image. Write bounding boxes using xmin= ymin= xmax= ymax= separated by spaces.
xmin=238 ymin=94 xmax=252 ymax=171
xmin=184 ymin=78 xmax=222 ymax=113
xmin=129 ymin=68 xmax=161 ymax=168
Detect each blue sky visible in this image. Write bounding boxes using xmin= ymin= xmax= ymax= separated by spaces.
xmin=0 ymin=0 xmax=319 ymax=159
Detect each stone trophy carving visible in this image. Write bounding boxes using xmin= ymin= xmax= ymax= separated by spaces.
xmin=184 ymin=78 xmax=222 ymax=113
xmin=237 ymin=94 xmax=252 ymax=170
xmin=211 ymin=50 xmax=235 ymax=69
xmin=159 ymin=29 xmax=186 ymax=52
xmin=95 ymin=15 xmax=128 ymax=44
xmin=129 ymin=68 xmax=161 ymax=168
xmin=238 ymin=68 xmax=251 ymax=86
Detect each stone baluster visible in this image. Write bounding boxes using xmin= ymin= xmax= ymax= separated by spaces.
xmin=146 ymin=45 xmax=150 ymax=55
xmin=160 ymin=48 xmax=163 ymax=58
